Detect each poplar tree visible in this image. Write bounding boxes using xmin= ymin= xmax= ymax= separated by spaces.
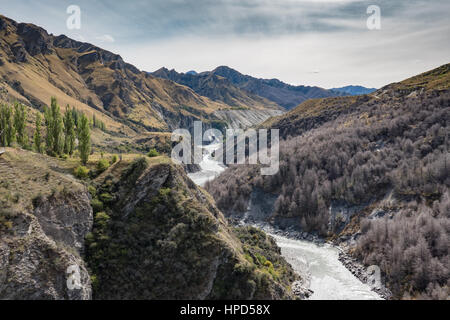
xmin=63 ymin=105 xmax=75 ymax=155
xmin=51 ymin=98 xmax=63 ymax=155
xmin=14 ymin=102 xmax=27 ymax=147
xmin=0 ymin=104 xmax=7 ymax=147
xmin=44 ymin=105 xmax=53 ymax=154
xmin=34 ymin=113 xmax=42 ymax=153
xmin=78 ymin=113 xmax=91 ymax=165
xmin=0 ymin=104 xmax=15 ymax=147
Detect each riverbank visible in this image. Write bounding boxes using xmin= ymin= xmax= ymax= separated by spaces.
xmin=338 ymin=251 xmax=392 ymax=300
xmin=239 ymin=221 xmax=387 ymax=300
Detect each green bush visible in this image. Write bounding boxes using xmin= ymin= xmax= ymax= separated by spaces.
xmin=95 ymin=211 xmax=110 ymax=224
xmin=74 ymin=166 xmax=89 ymax=179
xmin=88 ymin=185 xmax=97 ymax=197
xmin=97 ymin=159 xmax=110 ymax=173
xmin=91 ymin=198 xmax=103 ymax=213
xmin=99 ymin=193 xmax=113 ymax=203
xmin=111 ymin=155 xmax=118 ymax=164
xmin=147 ymin=149 xmax=160 ymax=157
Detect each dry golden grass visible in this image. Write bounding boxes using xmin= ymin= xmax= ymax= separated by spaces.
xmin=0 ymin=148 xmax=84 ymax=211
xmin=0 ymin=57 xmax=132 ymax=135
xmin=386 ymin=63 xmax=450 ymax=92
xmin=262 ymin=95 xmax=359 ymax=128
xmin=0 ymin=146 xmax=175 ymax=212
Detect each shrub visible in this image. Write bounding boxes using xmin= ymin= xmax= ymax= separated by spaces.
xmin=74 ymin=165 xmax=89 ymax=179
xmin=88 ymin=185 xmax=97 ymax=197
xmin=111 ymin=155 xmax=118 ymax=164
xmin=99 ymin=193 xmax=113 ymax=203
xmin=97 ymin=159 xmax=110 ymax=173
xmin=95 ymin=211 xmax=110 ymax=224
xmin=147 ymin=149 xmax=160 ymax=157
xmin=91 ymin=198 xmax=103 ymax=213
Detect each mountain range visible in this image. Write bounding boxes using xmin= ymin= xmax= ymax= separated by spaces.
xmin=152 ymin=66 xmax=349 ymax=110
xmin=0 ymin=15 xmax=283 ymax=138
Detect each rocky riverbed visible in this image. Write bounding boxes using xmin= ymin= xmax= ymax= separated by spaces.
xmin=337 ymin=251 xmax=392 ymax=300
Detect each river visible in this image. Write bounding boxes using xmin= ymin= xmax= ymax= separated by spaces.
xmin=187 ymin=143 xmax=226 ymax=187
xmin=188 ymin=144 xmax=382 ymax=300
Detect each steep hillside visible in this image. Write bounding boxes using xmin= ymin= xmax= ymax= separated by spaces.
xmin=84 ymin=157 xmax=300 ymax=299
xmin=263 ymin=64 xmax=450 ymax=139
xmin=0 ymin=148 xmax=93 ymax=299
xmin=209 ymin=66 xmax=345 ymax=110
xmin=206 ymin=64 xmax=450 ymax=299
xmin=0 ymin=15 xmax=241 ymax=134
xmin=262 ymin=95 xmax=366 ymax=138
xmin=0 ymin=148 xmax=301 ymax=299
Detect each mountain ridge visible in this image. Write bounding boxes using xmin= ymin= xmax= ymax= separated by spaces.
xmin=152 ymin=65 xmax=346 ymax=110
xmin=0 ymin=15 xmax=281 ymax=136
xmin=209 ymin=66 xmax=346 ymax=109
xmin=151 ymin=67 xmax=283 ymax=111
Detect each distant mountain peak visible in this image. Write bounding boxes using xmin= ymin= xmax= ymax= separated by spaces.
xmin=331 ymin=85 xmax=377 ymax=96
xmin=210 ymin=66 xmax=344 ymax=109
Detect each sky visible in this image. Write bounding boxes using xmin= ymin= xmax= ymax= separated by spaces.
xmin=1 ymin=0 xmax=449 ymax=88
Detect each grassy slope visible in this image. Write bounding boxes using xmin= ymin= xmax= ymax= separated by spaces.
xmin=0 ymin=15 xmax=255 ymax=136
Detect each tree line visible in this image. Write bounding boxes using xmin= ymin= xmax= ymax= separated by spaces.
xmin=0 ymin=97 xmax=103 ymax=165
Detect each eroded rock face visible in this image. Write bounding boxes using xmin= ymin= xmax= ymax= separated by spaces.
xmin=213 ymin=109 xmax=284 ymax=129
xmin=0 ymin=190 xmax=93 ymax=300
xmin=33 ymin=191 xmax=93 ymax=254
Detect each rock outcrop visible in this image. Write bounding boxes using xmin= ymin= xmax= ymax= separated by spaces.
xmin=0 ymin=148 xmax=93 ymax=300
xmin=85 ymin=158 xmax=300 ymax=299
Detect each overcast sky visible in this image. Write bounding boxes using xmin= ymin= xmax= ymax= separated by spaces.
xmin=1 ymin=0 xmax=449 ymax=88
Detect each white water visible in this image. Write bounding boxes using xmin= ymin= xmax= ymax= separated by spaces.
xmin=187 ymin=143 xmax=226 ymax=187
xmin=188 ymin=144 xmax=382 ymax=300
xmin=272 ymin=235 xmax=381 ymax=300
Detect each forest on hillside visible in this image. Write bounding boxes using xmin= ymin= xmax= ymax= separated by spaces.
xmin=206 ymin=90 xmax=450 ymax=299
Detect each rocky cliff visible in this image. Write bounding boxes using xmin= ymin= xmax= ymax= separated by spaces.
xmin=0 ymin=148 xmax=300 ymax=300
xmin=0 ymin=148 xmax=92 ymax=299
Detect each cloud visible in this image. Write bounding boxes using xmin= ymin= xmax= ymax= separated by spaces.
xmin=0 ymin=0 xmax=448 ymax=88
